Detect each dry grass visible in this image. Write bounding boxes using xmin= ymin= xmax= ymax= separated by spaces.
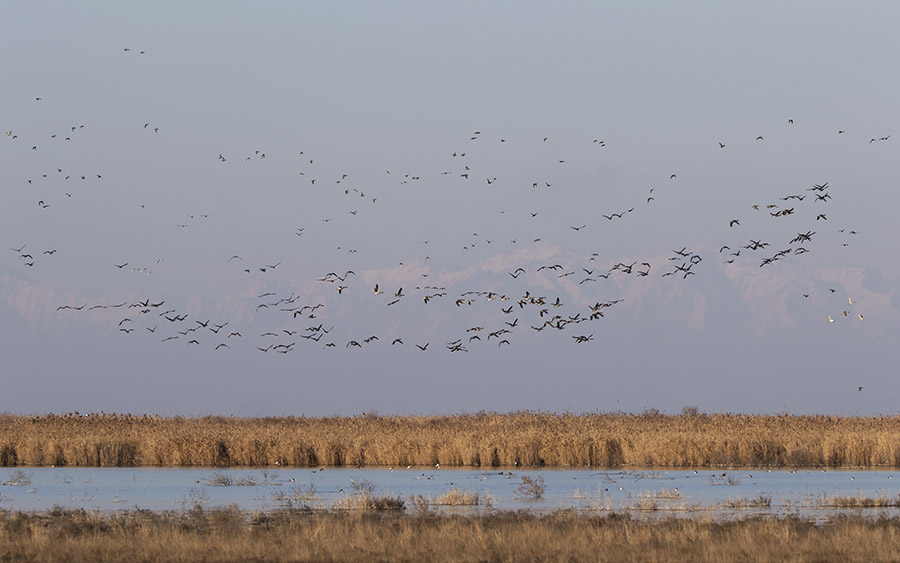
xmin=331 ymin=492 xmax=406 ymax=511
xmin=817 ymin=494 xmax=900 ymax=508
xmin=1 ymin=470 xmax=32 ymax=486
xmin=271 ymin=483 xmax=319 ymax=508
xmin=516 ymin=475 xmax=547 ymax=499
xmin=641 ymin=487 xmax=684 ymax=500
xmin=724 ymin=495 xmax=773 ymax=509
xmin=202 ymin=471 xmax=259 ymax=486
xmin=709 ymin=473 xmax=743 ymax=486
xmin=3 ymin=507 xmax=900 ymax=562
xmin=3 ymin=411 xmax=900 ymax=468
xmin=430 ymin=488 xmax=487 ymax=506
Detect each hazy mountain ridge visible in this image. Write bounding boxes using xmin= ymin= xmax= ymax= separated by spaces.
xmin=2 ymin=243 xmax=897 ymax=347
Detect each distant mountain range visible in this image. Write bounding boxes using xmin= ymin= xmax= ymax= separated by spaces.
xmin=3 ymin=242 xmax=898 ymax=351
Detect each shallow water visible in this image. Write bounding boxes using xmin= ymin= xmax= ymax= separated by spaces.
xmin=1 ymin=467 xmax=898 ymax=518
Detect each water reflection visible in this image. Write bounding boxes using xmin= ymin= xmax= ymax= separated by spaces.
xmin=1 ymin=467 xmax=898 ymax=518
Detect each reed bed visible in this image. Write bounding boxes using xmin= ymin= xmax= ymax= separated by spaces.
xmin=3 ymin=508 xmax=900 ymax=562
xmin=430 ymin=488 xmax=487 ymax=506
xmin=3 ymin=411 xmax=900 ymax=468
xmin=817 ymin=495 xmax=900 ymax=508
xmin=640 ymin=487 xmax=684 ymax=500
xmin=331 ymin=492 xmax=406 ymax=511
xmin=724 ymin=495 xmax=773 ymax=509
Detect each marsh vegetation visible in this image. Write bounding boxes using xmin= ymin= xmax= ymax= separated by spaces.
xmin=3 ymin=411 xmax=900 ymax=469
xmin=3 ymin=507 xmax=900 ymax=562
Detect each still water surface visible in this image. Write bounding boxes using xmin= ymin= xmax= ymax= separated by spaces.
xmin=2 ymin=467 xmax=899 ymax=518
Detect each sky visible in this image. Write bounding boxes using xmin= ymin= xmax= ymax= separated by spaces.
xmin=1 ymin=1 xmax=899 ymax=416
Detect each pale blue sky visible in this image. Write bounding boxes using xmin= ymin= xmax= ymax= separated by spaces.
xmin=1 ymin=1 xmax=898 ymax=415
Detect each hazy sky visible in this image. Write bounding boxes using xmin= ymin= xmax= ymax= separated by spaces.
xmin=1 ymin=2 xmax=899 ymax=416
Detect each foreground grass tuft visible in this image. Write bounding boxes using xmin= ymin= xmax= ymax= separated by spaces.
xmin=2 ymin=508 xmax=900 ymax=562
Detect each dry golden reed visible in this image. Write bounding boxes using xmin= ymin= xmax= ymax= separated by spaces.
xmin=3 ymin=508 xmax=900 ymax=562
xmin=431 ymin=488 xmax=485 ymax=506
xmin=2 ymin=411 xmax=900 ymax=468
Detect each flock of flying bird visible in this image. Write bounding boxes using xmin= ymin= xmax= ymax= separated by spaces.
xmin=2 ymin=47 xmax=883 ymax=358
